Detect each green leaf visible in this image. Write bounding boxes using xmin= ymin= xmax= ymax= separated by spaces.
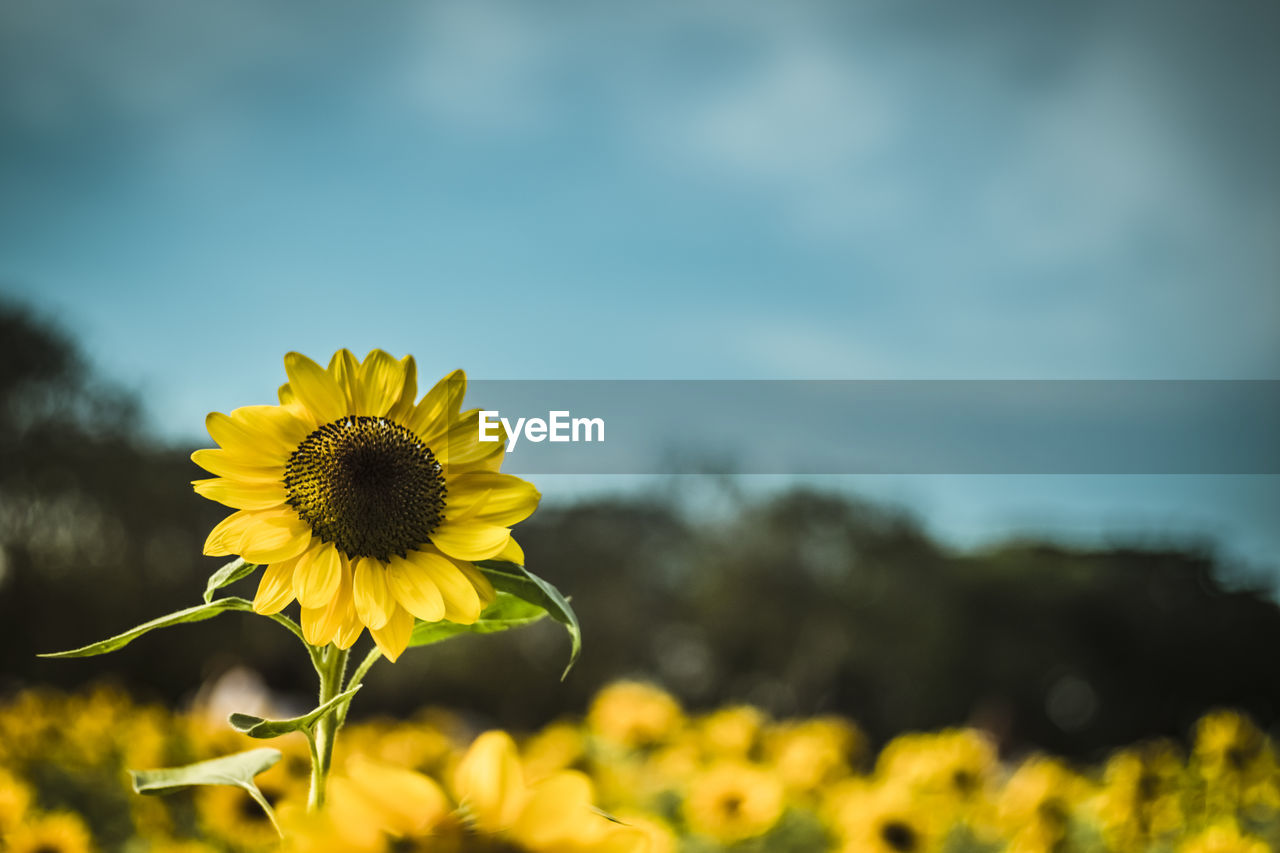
xmin=131 ymin=748 xmax=282 ymax=794
xmin=475 ymin=561 xmax=581 ymax=678
xmin=203 ymin=557 xmax=257 ymax=603
xmin=131 ymin=748 xmax=283 ymax=836
xmin=408 ymin=591 xmax=549 ymax=648
xmin=229 ymin=685 xmax=361 ymax=739
xmin=39 ymin=597 xmax=256 ymax=658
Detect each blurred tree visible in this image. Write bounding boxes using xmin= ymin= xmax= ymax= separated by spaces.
xmin=0 ymin=300 xmax=297 ymax=701
xmin=2 ymin=297 xmax=1278 ymax=757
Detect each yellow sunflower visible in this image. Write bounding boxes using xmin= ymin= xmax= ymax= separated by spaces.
xmin=827 ymin=781 xmax=941 ymax=853
xmin=0 ymin=767 xmax=33 ymax=834
xmin=683 ymin=761 xmax=785 ymax=843
xmin=1177 ymin=822 xmax=1272 ymax=853
xmin=4 ymin=812 xmax=94 ymax=853
xmin=193 ymin=349 xmax=539 ymax=661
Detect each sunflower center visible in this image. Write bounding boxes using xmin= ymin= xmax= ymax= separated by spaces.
xmin=880 ymin=820 xmax=919 ymax=852
xmin=284 ymin=416 xmax=445 ymax=561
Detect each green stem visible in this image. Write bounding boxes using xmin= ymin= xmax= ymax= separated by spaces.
xmin=335 ymin=647 xmax=382 ymax=730
xmin=306 ymin=644 xmax=349 ymax=811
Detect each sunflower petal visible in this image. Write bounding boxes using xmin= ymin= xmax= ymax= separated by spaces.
xmin=446 ymin=439 xmax=506 ymax=475
xmin=285 ymin=352 xmax=349 ymax=424
xmin=356 ymin=349 xmax=406 ymax=417
xmin=407 ymin=369 xmax=466 ymax=438
xmin=301 ymin=604 xmax=338 ymax=647
xmin=300 ymin=559 xmax=353 ymax=647
xmin=327 ymin=349 xmax=360 ymax=411
xmin=239 ymin=514 xmax=312 ymax=564
xmin=325 ymin=778 xmax=388 ymax=848
xmin=293 ymin=544 xmax=343 ymax=609
xmin=386 ymin=355 xmax=418 ymax=422
xmin=346 ymin=756 xmax=449 ymax=836
xmin=424 ymin=410 xmax=503 ymax=466
xmin=430 ymin=520 xmax=511 ymax=563
xmin=254 ymin=556 xmax=300 ymax=614
xmin=277 ymin=383 xmax=313 ymax=423
xmin=192 ymin=478 xmax=288 ymax=511
xmin=494 ymin=535 xmax=525 ymax=566
xmin=203 ymin=510 xmax=258 ymax=556
xmin=230 ymin=404 xmax=311 ymax=451
xmin=445 ymin=472 xmax=540 ymax=526
xmin=369 ymin=604 xmax=414 ymax=662
xmin=454 ymin=731 xmax=525 ymax=832
xmin=514 ymin=771 xmax=596 ymax=848
xmin=191 ymin=449 xmax=283 ymax=482
xmin=385 ymin=554 xmax=446 ymax=622
xmin=205 ymin=412 xmax=291 ymax=466
xmin=405 ymin=548 xmax=482 ymax=624
xmin=353 ymin=557 xmax=394 ymax=630
xmin=335 ymin=598 xmax=365 ymax=649
xmin=455 ymin=560 xmax=497 ymax=608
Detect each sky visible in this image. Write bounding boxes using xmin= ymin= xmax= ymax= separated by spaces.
xmin=1 ymin=1 xmax=1277 ymax=574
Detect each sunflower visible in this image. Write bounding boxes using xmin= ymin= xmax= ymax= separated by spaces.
xmin=193 ymin=350 xmax=539 ymax=661
xmin=0 ymin=767 xmax=32 ymax=834
xmin=452 ymin=730 xmax=650 ymax=852
xmin=682 ymin=761 xmax=785 ymax=843
xmin=995 ymin=757 xmax=1090 ymax=853
xmin=1096 ymin=742 xmax=1186 ymax=849
xmin=826 ymin=780 xmax=941 ymax=853
xmin=587 ymin=682 xmax=685 ymax=750
xmin=1177 ymin=823 xmax=1271 ymax=853
xmin=4 ymin=812 xmax=94 ymax=853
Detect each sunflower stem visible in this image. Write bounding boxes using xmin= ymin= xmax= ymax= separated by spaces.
xmin=307 ymin=643 xmax=349 ymax=812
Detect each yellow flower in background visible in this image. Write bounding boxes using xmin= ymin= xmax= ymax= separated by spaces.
xmin=522 ymin=720 xmax=587 ymax=783
xmin=4 ymin=812 xmax=94 ymax=853
xmin=608 ymin=811 xmax=679 ymax=853
xmin=454 ymin=730 xmax=527 ymax=834
xmin=454 ymin=730 xmax=650 ymax=852
xmin=683 ymin=761 xmax=785 ymax=843
xmin=344 ymin=719 xmax=456 ymax=777
xmin=1095 ymin=742 xmax=1187 ymax=849
xmin=764 ymin=716 xmax=863 ymax=796
xmin=1177 ymin=822 xmax=1271 ymax=853
xmin=9 ymin=682 xmax=1280 ymax=853
xmin=875 ymin=729 xmax=998 ymax=830
xmin=587 ymin=682 xmax=685 ymax=750
xmin=193 ymin=349 xmax=540 ymax=661
xmin=146 ymin=842 xmax=223 ymax=853
xmin=329 ymin=756 xmax=451 ymax=842
xmin=827 ymin=780 xmax=940 ymax=853
xmin=1192 ymin=710 xmax=1280 ymax=819
xmin=279 ymin=755 xmax=451 ymax=853
xmin=698 ymin=705 xmax=766 ymax=760
xmin=996 ymin=756 xmax=1091 ymax=853
xmin=0 ymin=767 xmax=33 ymax=834
xmin=1194 ymin=710 xmax=1269 ymax=782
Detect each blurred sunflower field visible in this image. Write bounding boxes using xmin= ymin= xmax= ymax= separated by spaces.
xmin=3 ymin=681 xmax=1278 ymax=853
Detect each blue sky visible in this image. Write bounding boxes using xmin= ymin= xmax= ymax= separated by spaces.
xmin=2 ymin=1 xmax=1277 ymax=573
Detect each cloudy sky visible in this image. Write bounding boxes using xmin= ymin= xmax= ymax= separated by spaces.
xmin=2 ymin=0 xmax=1277 ymax=569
